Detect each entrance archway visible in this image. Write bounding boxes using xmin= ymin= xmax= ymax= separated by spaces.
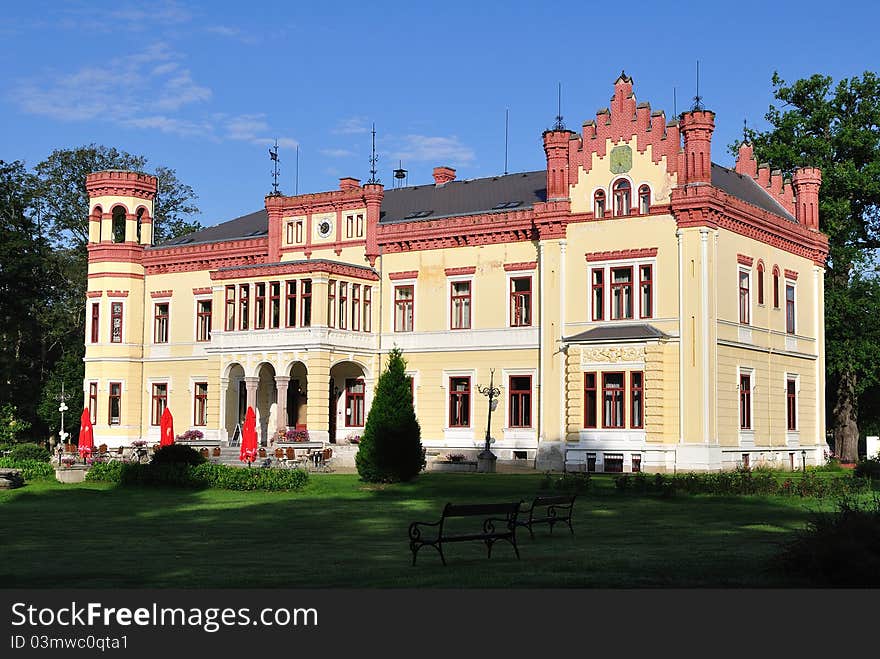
xmin=329 ymin=361 xmax=368 ymax=444
xmin=286 ymin=362 xmax=308 ymax=429
xmin=255 ymin=362 xmax=276 ymax=446
xmin=223 ymin=363 xmax=246 ymax=442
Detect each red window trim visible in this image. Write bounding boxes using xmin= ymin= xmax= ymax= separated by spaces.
xmin=786 ymin=378 xmax=797 ymax=431
xmin=300 ymin=279 xmax=312 ymax=327
xmin=327 ymin=280 xmax=336 ymax=328
xmin=510 ymin=276 xmax=532 ymax=327
xmin=90 ymin=302 xmax=100 ymax=343
xmin=448 ymin=376 xmax=471 ymax=428
xmin=740 ymin=374 xmax=752 ymax=430
xmin=594 ymin=189 xmax=606 ymax=218
xmin=153 ymin=302 xmax=169 ymax=343
xmin=110 ymin=301 xmax=123 ymax=344
xmin=638 ymin=185 xmax=651 ymax=214
xmin=196 ymin=299 xmax=212 ymax=342
xmin=194 ymin=382 xmax=208 ymax=426
xmin=108 ymin=382 xmax=121 ymax=425
xmin=757 ymin=261 xmax=765 ymax=305
xmin=363 ymin=286 xmax=372 ymax=332
xmin=630 ymin=371 xmax=644 ymax=429
xmin=268 ymin=281 xmax=281 ymax=329
xmin=613 ymin=179 xmax=631 ymax=216
xmin=584 ymin=372 xmax=597 ymax=428
xmin=151 ymin=383 xmax=167 ymax=426
xmin=450 ymin=280 xmax=471 ymax=330
xmin=773 ymin=266 xmax=780 ymax=308
xmin=88 ymin=382 xmax=98 ymax=424
xmin=285 ymin=280 xmax=297 ymax=327
xmin=344 ymin=378 xmax=365 ymax=427
xmin=508 ymin=375 xmax=532 ymax=428
xmin=338 ymin=281 xmax=348 ymax=330
xmin=639 ymin=264 xmax=653 ymax=319
xmin=610 ymin=266 xmax=634 ymax=320
xmin=591 ymin=268 xmax=604 ymax=321
xmin=739 ymin=269 xmax=750 ymax=325
xmin=352 ymin=284 xmax=361 ymax=331
xmin=224 ymin=285 xmax=235 ymax=331
xmin=238 ymin=284 xmax=249 ymax=331
xmin=602 ymin=372 xmax=626 ymax=429
xmin=786 ymin=283 xmax=796 ymax=334
xmin=254 ymin=282 xmax=266 ymax=330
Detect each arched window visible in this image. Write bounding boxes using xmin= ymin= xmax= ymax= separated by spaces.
xmin=638 ymin=185 xmax=651 ymax=214
xmin=772 ymin=266 xmax=780 ymax=308
xmin=613 ymin=179 xmax=631 ymax=216
xmin=111 ymin=206 xmax=126 ymax=243
xmin=594 ymin=190 xmax=606 ymax=218
xmin=136 ymin=208 xmax=144 ymax=244
xmin=757 ymin=261 xmax=765 ymax=305
xmin=92 ymin=205 xmax=103 ymax=242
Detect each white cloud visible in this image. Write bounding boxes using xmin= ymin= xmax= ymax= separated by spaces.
xmin=390 ymin=135 xmax=475 ymax=164
xmin=332 ymin=117 xmax=370 ymax=135
xmin=320 ymin=148 xmax=356 ymax=158
xmin=205 ymin=25 xmax=258 ymax=44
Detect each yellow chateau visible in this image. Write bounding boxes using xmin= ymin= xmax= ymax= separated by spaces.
xmin=82 ymin=75 xmax=829 ymax=472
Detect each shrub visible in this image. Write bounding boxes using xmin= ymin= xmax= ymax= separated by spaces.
xmin=356 ymin=347 xmax=424 ymax=483
xmin=84 ymin=461 xmax=309 ymax=491
xmin=150 ymin=444 xmax=206 ymax=466
xmin=84 ymin=461 xmax=125 ymax=483
xmin=0 ymin=458 xmax=55 ymax=480
xmin=8 ymin=443 xmax=51 ymax=463
xmin=854 ymin=459 xmax=880 ymax=480
xmin=774 ymin=496 xmax=880 ymax=586
xmin=540 ymin=471 xmax=592 ymax=493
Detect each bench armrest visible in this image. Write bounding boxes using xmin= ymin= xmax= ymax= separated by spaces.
xmin=408 ymin=519 xmax=442 ymax=542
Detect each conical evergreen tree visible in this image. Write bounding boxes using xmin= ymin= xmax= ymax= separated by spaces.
xmin=355 ymin=348 xmax=424 ymax=482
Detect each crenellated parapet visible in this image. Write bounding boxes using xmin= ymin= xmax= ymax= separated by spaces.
xmin=85 ymin=170 xmax=158 ymax=200
xmin=734 ymin=143 xmax=797 ymax=217
xmin=568 ymin=73 xmax=682 ymax=184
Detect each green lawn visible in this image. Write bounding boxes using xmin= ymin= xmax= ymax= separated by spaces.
xmin=0 ymin=473 xmax=846 ymax=587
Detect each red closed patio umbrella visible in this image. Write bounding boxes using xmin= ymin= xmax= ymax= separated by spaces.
xmin=240 ymin=406 xmax=258 ymax=466
xmin=78 ymin=408 xmax=94 ymax=460
xmin=159 ymin=407 xmax=175 ymax=447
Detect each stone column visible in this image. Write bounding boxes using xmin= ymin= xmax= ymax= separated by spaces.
xmin=244 ymin=377 xmax=259 ymax=412
xmin=275 ymin=376 xmax=290 ymax=435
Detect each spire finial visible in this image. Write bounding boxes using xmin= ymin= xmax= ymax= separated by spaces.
xmin=268 ymin=139 xmax=280 ymax=195
xmin=552 ymin=82 xmax=565 ymax=131
xmin=368 ymin=123 xmax=380 ymax=184
xmin=691 ymin=60 xmax=704 ymax=111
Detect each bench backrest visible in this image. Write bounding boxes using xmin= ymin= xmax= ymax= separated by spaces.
xmin=443 ymin=502 xmax=520 ymax=518
xmin=533 ymin=495 xmax=576 ymax=507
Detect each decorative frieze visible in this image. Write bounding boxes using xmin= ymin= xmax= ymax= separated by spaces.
xmin=581 ymin=346 xmax=646 ymax=364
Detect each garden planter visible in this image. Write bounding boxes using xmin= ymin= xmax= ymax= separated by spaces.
xmin=430 ymin=460 xmax=478 ymax=473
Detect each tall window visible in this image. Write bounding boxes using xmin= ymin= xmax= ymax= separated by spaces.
xmin=111 ymin=206 xmax=126 ymax=243
xmin=450 ymin=281 xmax=471 ymax=329
xmin=225 ymin=285 xmax=235 ymax=331
xmin=613 ymin=179 xmax=631 ymax=216
xmin=346 ymin=214 xmax=354 ymax=238
xmin=630 ymin=372 xmax=644 ymax=429
xmin=110 ymin=302 xmax=123 ymax=343
xmin=351 ymin=284 xmax=361 ymax=331
xmin=449 ymin=377 xmax=471 ymax=427
xmin=254 ymin=283 xmax=266 ymax=330
xmin=584 ymin=373 xmax=597 ymax=428
xmin=196 ymin=300 xmax=212 ymax=342
xmin=327 ymin=280 xmax=336 ymax=327
xmin=773 ymin=267 xmax=780 ymax=308
xmin=285 ymin=280 xmax=297 ymax=327
xmin=300 ymin=279 xmax=312 ymax=327
xmin=269 ymin=281 xmax=280 ymax=329
xmin=395 ymin=285 xmax=414 ymax=331
xmin=739 ymin=270 xmax=750 ymax=325
xmin=757 ymin=262 xmax=765 ymax=305
xmin=508 ymin=375 xmax=532 ymax=428
xmin=238 ymin=284 xmax=249 ymax=330
xmin=739 ymin=373 xmax=752 ymax=430
xmin=194 ymin=382 xmax=208 ymax=426
xmin=786 ymin=284 xmax=796 ymax=334
xmin=639 ymin=265 xmax=653 ymax=319
xmin=90 ymin=302 xmax=100 ymax=343
xmin=602 ymin=372 xmax=625 ymax=428
xmin=151 ymin=383 xmax=167 ymax=426
xmin=345 ymin=379 xmax=365 ymax=427
xmin=786 ymin=378 xmax=797 ymax=431
xmin=594 ymin=190 xmax=606 ymax=218
xmin=363 ymin=286 xmax=372 ymax=332
xmin=356 ymin=214 xmax=364 ymax=237
xmin=610 ymin=267 xmax=633 ymax=320
xmin=286 ymin=221 xmax=295 ymax=244
xmin=108 ymin=382 xmax=121 ymax=425
xmin=296 ymin=220 xmax=303 ymax=243
xmin=510 ymin=277 xmax=532 ymax=326
xmin=638 ymin=185 xmax=651 ymax=214
xmin=88 ymin=382 xmax=98 ymax=424
xmin=153 ymin=303 xmax=169 ymax=343
xmin=338 ymin=282 xmax=348 ymax=330
xmin=592 ymin=269 xmax=604 ymax=320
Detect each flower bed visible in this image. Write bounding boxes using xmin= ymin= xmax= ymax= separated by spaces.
xmin=85 ymin=461 xmax=309 ymax=491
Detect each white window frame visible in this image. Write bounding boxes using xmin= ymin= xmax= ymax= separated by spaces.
xmin=785 ymin=279 xmax=797 ymax=334
xmin=587 ymin=258 xmax=656 ymax=322
xmin=737 ymin=366 xmax=755 ymax=446
xmin=785 ymin=372 xmax=800 ymax=438
xmin=405 ymin=370 xmax=419 ymax=414
xmin=108 ymin=299 xmax=126 ymax=345
xmin=505 ymin=270 xmax=535 ymax=328
xmin=446 ymin=275 xmax=475 ymax=331
xmin=738 ymin=266 xmax=752 ymax=326
xmin=443 ymin=369 xmax=476 ymax=442
xmin=193 ymin=294 xmax=213 ymax=343
xmin=502 ymin=368 xmax=538 ymax=442
xmin=391 ymin=277 xmax=417 ymax=333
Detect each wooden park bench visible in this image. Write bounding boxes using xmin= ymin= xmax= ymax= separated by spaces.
xmin=515 ymin=494 xmax=576 ymax=539
xmin=408 ymin=502 xmax=521 ymax=566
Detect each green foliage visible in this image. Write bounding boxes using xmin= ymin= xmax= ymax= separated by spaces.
xmin=539 ymin=471 xmax=592 ymax=493
xmin=854 ymin=459 xmax=880 ymax=480
xmin=774 ymin=496 xmax=880 ymax=586
xmin=355 ymin=348 xmax=424 ymax=483
xmin=8 ymin=443 xmax=50 ymax=462
xmin=0 ymin=458 xmax=55 ymax=480
xmin=150 ymin=444 xmax=206 ymax=466
xmin=0 ymin=404 xmax=31 ymax=444
xmin=612 ymin=468 xmax=869 ymax=498
xmin=85 ymin=461 xmax=309 ymax=491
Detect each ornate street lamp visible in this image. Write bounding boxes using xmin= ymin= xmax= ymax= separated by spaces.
xmin=56 ymin=382 xmax=71 ymax=464
xmin=476 ymin=369 xmax=501 ymax=473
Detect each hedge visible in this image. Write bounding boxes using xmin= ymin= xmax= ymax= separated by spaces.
xmin=0 ymin=458 xmax=55 ymax=481
xmin=85 ymin=462 xmax=309 ymax=491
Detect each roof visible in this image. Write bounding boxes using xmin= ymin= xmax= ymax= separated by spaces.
xmin=711 ymin=163 xmax=796 ymax=222
xmin=564 ymin=324 xmax=668 ymax=343
xmin=154 ymin=164 xmax=795 ymax=248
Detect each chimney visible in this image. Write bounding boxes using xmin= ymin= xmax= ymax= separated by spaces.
xmin=433 ymin=166 xmax=456 ymax=185
xmin=679 ymin=110 xmax=715 ymax=185
xmin=339 ymin=177 xmax=360 ymax=191
xmin=791 ymin=167 xmax=822 ymax=230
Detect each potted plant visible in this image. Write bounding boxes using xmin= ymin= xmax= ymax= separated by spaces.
xmin=176 ymin=429 xmax=204 ymax=442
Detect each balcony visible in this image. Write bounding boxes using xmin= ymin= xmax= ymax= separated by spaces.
xmin=207 ymin=327 xmax=379 ymax=354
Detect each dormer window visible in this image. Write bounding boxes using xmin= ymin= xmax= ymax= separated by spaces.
xmin=638 ymin=185 xmax=651 ymax=214
xmin=613 ymin=179 xmax=631 ymax=216
xmin=594 ymin=190 xmax=606 ymax=218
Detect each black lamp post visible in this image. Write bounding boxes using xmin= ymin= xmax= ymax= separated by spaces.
xmin=476 ymin=369 xmax=501 ymax=472
xmin=801 ymin=449 xmax=806 ymax=472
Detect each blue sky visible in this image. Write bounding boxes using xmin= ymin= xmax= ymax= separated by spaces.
xmin=2 ymin=0 xmax=878 ymax=227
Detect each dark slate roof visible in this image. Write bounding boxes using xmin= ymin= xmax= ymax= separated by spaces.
xmin=564 ymin=324 xmax=668 ymax=343
xmin=379 ymin=170 xmax=547 ymax=224
xmin=711 ymin=163 xmax=796 ymax=222
xmin=154 ymin=163 xmax=795 ymax=248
